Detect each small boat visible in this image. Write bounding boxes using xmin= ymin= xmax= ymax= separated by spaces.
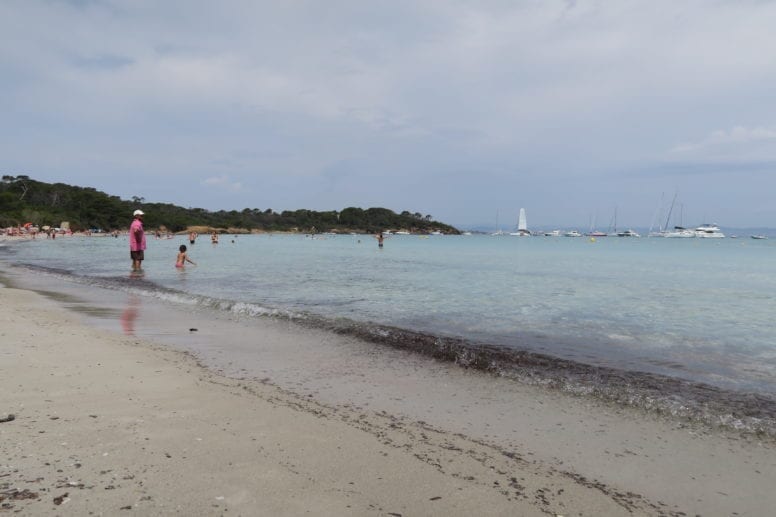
xmin=543 ymin=230 xmax=561 ymax=237
xmin=564 ymin=230 xmax=583 ymax=237
xmin=616 ymin=229 xmax=641 ymax=237
xmin=751 ymin=235 xmax=768 ymax=240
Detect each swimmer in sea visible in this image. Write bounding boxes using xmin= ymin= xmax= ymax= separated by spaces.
xmin=374 ymin=231 xmax=385 ymax=248
xmin=176 ymin=244 xmax=196 ymax=268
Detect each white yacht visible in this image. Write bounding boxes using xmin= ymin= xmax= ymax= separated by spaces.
xmin=543 ymin=230 xmax=561 ymax=237
xmin=564 ymin=230 xmax=583 ymax=237
xmin=616 ymin=229 xmax=641 ymax=237
xmin=694 ymin=224 xmax=725 ymax=238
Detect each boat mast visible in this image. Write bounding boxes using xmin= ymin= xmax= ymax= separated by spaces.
xmin=649 ymin=192 xmax=665 ymax=234
xmin=611 ymin=206 xmax=618 ymax=234
xmin=663 ymin=192 xmax=678 ymax=231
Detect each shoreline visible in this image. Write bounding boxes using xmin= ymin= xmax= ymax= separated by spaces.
xmin=6 ymin=253 xmax=776 ymax=439
xmin=1 ymin=265 xmax=775 ymax=514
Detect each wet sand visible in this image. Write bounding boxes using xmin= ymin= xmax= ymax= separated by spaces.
xmin=1 ymin=276 xmax=775 ymax=515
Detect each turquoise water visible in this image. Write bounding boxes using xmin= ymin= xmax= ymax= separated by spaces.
xmin=3 ymin=233 xmax=776 ymax=395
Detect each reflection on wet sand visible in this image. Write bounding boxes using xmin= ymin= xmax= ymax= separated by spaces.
xmin=120 ymin=295 xmax=140 ymax=335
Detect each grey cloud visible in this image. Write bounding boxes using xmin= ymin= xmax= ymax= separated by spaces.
xmin=72 ymin=54 xmax=133 ymax=69
xmin=2 ymin=1 xmax=776 ymax=227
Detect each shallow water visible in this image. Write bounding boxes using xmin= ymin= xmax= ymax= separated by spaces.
xmin=4 ymin=234 xmax=775 ymax=393
xmin=4 ymin=232 xmax=776 ymax=438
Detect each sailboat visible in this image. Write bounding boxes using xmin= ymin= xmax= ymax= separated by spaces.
xmin=648 ymin=192 xmax=693 ymax=237
xmin=663 ymin=196 xmax=695 ymax=238
xmin=510 ymin=208 xmax=531 ymax=236
xmin=491 ymin=209 xmax=505 ymax=236
xmin=647 ymin=193 xmax=667 ymax=237
xmin=585 ymin=211 xmax=607 ymax=237
xmin=663 ymin=226 xmax=695 ymax=238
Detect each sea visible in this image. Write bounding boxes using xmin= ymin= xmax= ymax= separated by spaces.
xmin=2 ymin=232 xmax=776 ymax=435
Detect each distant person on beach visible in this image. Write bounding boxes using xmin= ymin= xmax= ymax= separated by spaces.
xmin=129 ymin=210 xmax=146 ymax=271
xmin=374 ymin=231 xmax=385 ymax=248
xmin=176 ymin=245 xmax=196 ymax=268
xmin=211 ymin=231 xmax=219 ymax=244
xmin=189 ymin=231 xmax=197 ymax=245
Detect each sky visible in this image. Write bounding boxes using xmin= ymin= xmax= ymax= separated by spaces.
xmin=2 ymin=0 xmax=776 ymax=230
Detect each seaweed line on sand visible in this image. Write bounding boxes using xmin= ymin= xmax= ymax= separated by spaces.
xmin=300 ymin=315 xmax=776 ymax=440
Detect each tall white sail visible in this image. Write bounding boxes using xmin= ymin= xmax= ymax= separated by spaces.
xmin=510 ymin=208 xmax=531 ymax=236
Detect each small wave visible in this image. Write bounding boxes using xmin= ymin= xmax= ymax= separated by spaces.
xmin=12 ymin=263 xmax=308 ymax=322
xmin=228 ymin=301 xmax=304 ymax=319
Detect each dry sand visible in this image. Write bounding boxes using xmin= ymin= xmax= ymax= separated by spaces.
xmin=1 ymin=284 xmax=774 ymax=516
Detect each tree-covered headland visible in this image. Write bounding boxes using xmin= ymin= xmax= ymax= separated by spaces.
xmin=0 ymin=176 xmax=459 ymax=234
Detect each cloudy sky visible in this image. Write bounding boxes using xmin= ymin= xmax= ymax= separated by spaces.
xmin=2 ymin=0 xmax=776 ymax=229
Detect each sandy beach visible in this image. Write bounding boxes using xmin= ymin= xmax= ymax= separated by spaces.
xmin=1 ymin=277 xmax=775 ymax=515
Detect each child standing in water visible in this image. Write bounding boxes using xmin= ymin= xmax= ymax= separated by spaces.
xmin=176 ymin=245 xmax=196 ymax=268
